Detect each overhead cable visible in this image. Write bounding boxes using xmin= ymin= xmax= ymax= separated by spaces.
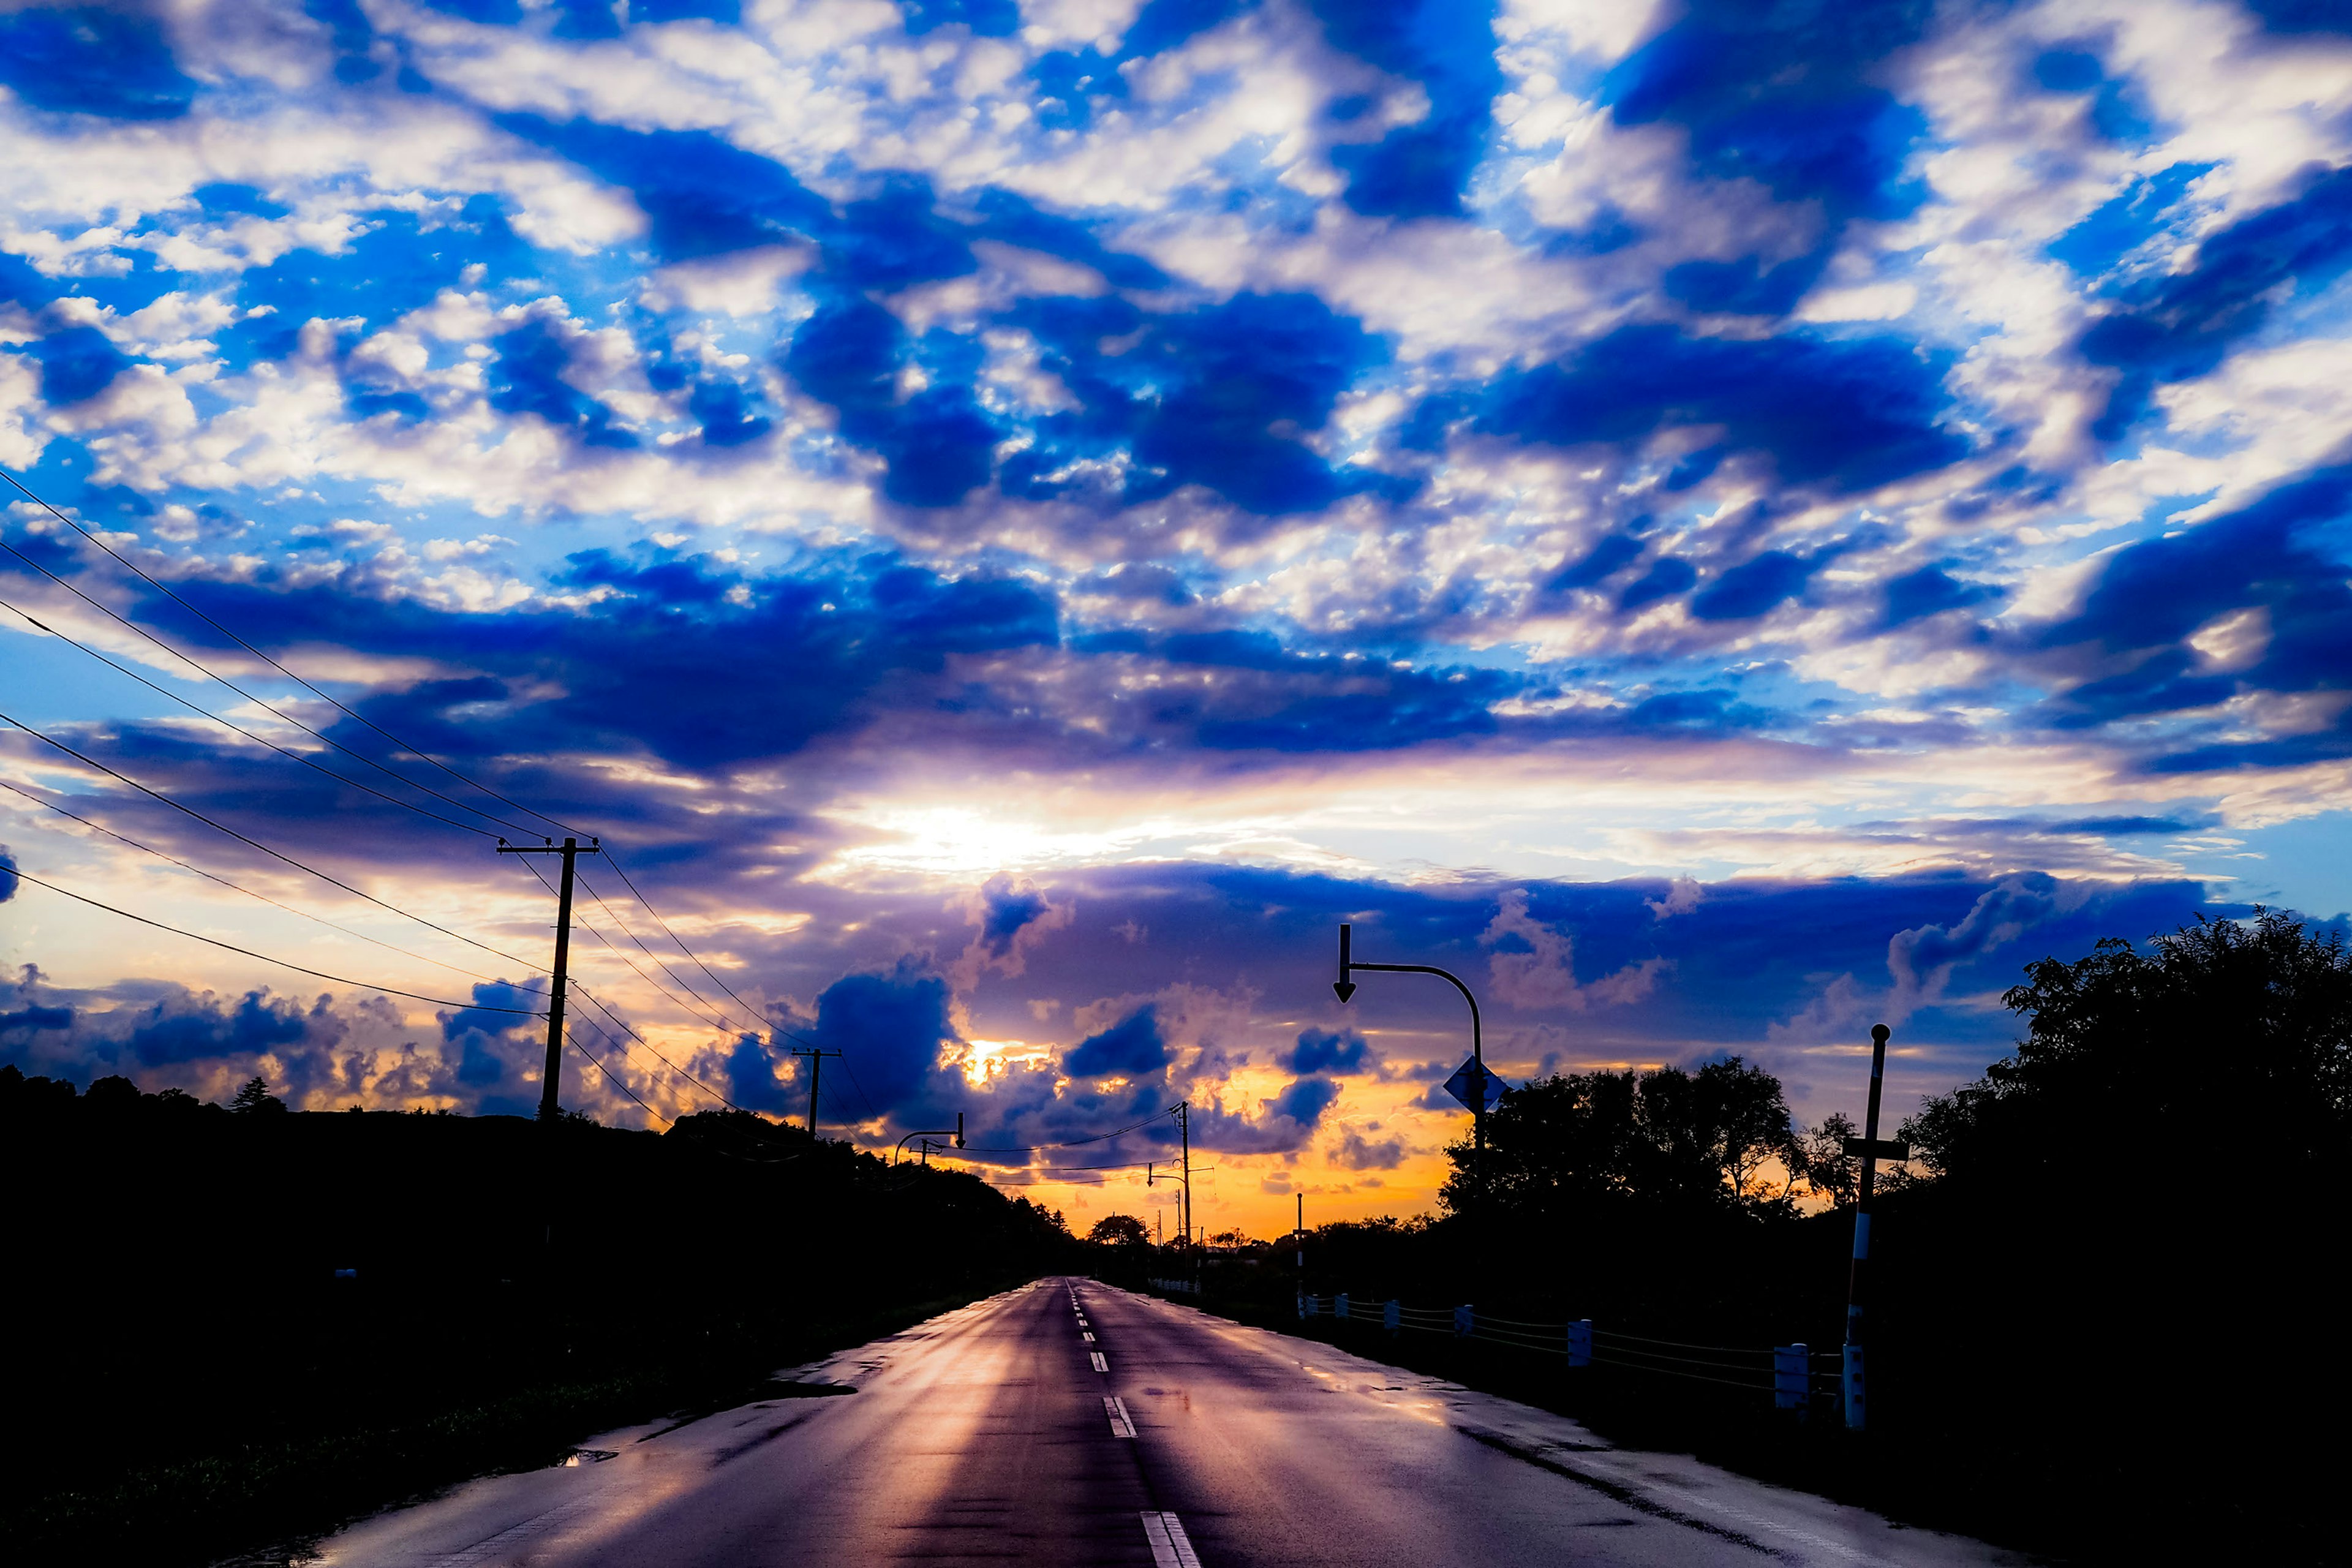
xmin=564 ymin=1020 xmax=670 ymax=1127
xmin=0 ymin=537 xmax=539 ymax=839
xmin=956 ymin=1104 xmax=1183 ymax=1153
xmin=7 ymin=865 xmax=542 ymax=1013
xmin=0 ymin=772 xmax=543 ymax=991
xmin=568 ymin=980 xmax=740 ymax=1111
xmin=602 ymin=848 xmax=775 ymax=1024
xmin=1 ymin=465 xmax=584 ymax=839
xmin=0 ymin=709 xmax=548 ymax=973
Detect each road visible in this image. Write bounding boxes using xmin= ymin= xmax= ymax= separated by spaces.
xmin=317 ymin=1280 xmax=2025 ymax=1568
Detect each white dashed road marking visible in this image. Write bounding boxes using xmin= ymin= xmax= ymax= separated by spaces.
xmin=1083 ymin=1331 xmax=1096 ymax=1343
xmin=1104 ymin=1395 xmax=1136 ymax=1438
xmin=1140 ymin=1511 xmax=1202 ymax=1568
xmin=1091 ymin=1351 xmax=1109 ymax=1373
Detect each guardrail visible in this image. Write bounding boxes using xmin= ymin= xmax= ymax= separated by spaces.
xmin=1295 ymin=1292 xmax=1841 ymax=1417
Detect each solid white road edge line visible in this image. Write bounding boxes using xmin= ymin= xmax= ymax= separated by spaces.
xmin=1140 ymin=1512 xmax=1202 ymax=1568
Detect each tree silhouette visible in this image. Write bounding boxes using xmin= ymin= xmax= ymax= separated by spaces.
xmin=1902 ymin=907 xmax=2352 ymax=1190
xmin=1087 ymin=1213 xmax=1149 ymax=1246
xmin=1439 ymin=1056 xmax=1800 ymax=1218
xmin=228 ymin=1077 xmax=286 ymax=1115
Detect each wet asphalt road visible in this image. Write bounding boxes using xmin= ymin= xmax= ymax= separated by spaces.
xmin=318 ymin=1279 xmax=2027 ymax=1568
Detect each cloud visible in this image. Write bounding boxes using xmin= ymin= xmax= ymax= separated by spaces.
xmin=1062 ymin=1003 xmax=1167 ymax=1080
xmin=1886 ymin=873 xmax=2072 ymax=1019
xmin=951 ymin=874 xmax=1077 ymax=987
xmin=806 ymin=961 xmax=960 ymax=1118
xmin=1645 ymin=876 xmax=1703 ymax=921
xmin=1469 ymin=325 xmax=1967 ymax=494
xmin=1332 ymin=1123 xmax=1407 ymax=1169
xmin=1285 ymin=1026 xmax=1369 ymax=1074
xmin=1482 ymin=890 xmax=1666 ymax=1012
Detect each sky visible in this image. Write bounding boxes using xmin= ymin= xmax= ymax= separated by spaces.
xmin=6 ymin=0 xmax=2352 ymax=1240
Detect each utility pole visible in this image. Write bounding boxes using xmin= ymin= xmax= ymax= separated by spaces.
xmin=791 ymin=1045 xmax=841 ymax=1136
xmin=496 ymin=836 xmax=600 ymax=1121
xmin=1177 ymin=1099 xmax=1194 ymax=1289
xmin=1296 ymin=1192 xmax=1305 ymax=1299
xmin=1842 ymin=1022 xmax=1909 ymax=1431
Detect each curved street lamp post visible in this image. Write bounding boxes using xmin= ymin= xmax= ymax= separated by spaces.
xmin=1331 ymin=922 xmax=1494 ymax=1200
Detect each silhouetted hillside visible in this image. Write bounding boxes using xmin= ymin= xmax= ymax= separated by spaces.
xmin=0 ymin=1082 xmax=1076 ymax=1564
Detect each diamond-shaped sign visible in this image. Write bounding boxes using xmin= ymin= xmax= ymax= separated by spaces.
xmin=1442 ymin=1057 xmax=1507 ymax=1112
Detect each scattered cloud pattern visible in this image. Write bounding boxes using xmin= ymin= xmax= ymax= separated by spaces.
xmin=6 ymin=0 xmax=2352 ymax=1233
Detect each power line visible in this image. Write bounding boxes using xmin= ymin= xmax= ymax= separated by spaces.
xmin=1 ymin=472 xmax=819 ymax=1071
xmin=835 ymin=1052 xmax=883 ymax=1123
xmin=957 ymin=1105 xmax=1184 ymax=1153
xmin=0 ymin=538 xmax=535 ymax=839
xmin=1 ymin=465 xmax=584 ymax=839
xmin=564 ymin=1019 xmax=669 ymax=1128
xmin=514 ymin=854 xmax=762 ymax=1042
xmin=0 ymin=708 xmax=548 ymax=974
xmin=575 ymin=870 xmax=766 ymax=1036
xmin=602 ymin=848 xmax=774 ymax=1025
xmin=0 ymin=772 xmax=543 ymax=991
xmin=6 ymin=864 xmax=543 ymax=1013
xmin=568 ymin=980 xmax=740 ymax=1111
xmin=2 ymin=471 xmax=810 ymax=1076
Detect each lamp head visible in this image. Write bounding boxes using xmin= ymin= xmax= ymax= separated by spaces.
xmin=1332 ymin=979 xmax=1357 ymax=1003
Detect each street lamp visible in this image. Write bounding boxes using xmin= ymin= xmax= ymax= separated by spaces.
xmin=891 ymin=1112 xmax=965 ymax=1164
xmin=1332 ymin=922 xmax=1498 ymax=1198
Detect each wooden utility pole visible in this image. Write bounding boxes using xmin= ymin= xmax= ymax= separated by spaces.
xmin=791 ymin=1045 xmax=841 ymax=1136
xmin=496 ymin=836 xmax=599 ymax=1120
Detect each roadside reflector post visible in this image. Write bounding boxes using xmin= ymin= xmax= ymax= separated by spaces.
xmin=1384 ymin=1299 xmax=1400 ymax=1335
xmin=1336 ymin=1292 xmax=1349 ymax=1320
xmin=1567 ymin=1319 xmax=1592 ymax=1367
xmin=1775 ymin=1343 xmax=1809 ymax=1419
xmin=1453 ymin=1303 xmax=1473 ymax=1338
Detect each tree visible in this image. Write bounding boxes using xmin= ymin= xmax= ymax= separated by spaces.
xmin=228 ymin=1077 xmax=286 ymax=1115
xmin=1441 ymin=1057 xmax=1800 ymax=1219
xmin=1087 ymin=1213 xmax=1148 ymax=1246
xmin=1901 ymin=908 xmax=2352 ymax=1194
xmin=1793 ymin=1111 xmax=1861 ymax=1208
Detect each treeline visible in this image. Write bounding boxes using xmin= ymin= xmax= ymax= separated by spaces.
xmin=1116 ymin=910 xmax=2351 ymax=1563
xmin=0 ymin=1077 xmax=1078 ymax=1564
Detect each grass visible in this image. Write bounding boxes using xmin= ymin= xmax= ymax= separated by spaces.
xmin=9 ymin=1281 xmax=1030 ymax=1568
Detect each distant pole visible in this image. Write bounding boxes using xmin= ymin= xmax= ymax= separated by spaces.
xmin=1178 ymin=1100 xmax=1194 ymax=1288
xmin=1842 ymin=1022 xmax=1908 ymax=1431
xmin=791 ymin=1045 xmax=842 ymax=1136
xmin=496 ymin=835 xmax=601 ymax=1121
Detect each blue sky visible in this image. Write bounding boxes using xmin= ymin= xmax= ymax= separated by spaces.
xmin=6 ymin=0 xmax=2352 ymax=1233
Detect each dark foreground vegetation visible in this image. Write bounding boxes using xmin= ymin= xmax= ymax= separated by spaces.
xmin=0 ymin=1090 xmax=1077 ymax=1565
xmin=1101 ymin=911 xmax=2351 ymax=1566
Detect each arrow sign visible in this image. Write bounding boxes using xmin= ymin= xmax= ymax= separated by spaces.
xmin=1442 ymin=1057 xmax=1507 ymax=1113
xmin=1842 ymin=1136 xmax=1910 ymax=1161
